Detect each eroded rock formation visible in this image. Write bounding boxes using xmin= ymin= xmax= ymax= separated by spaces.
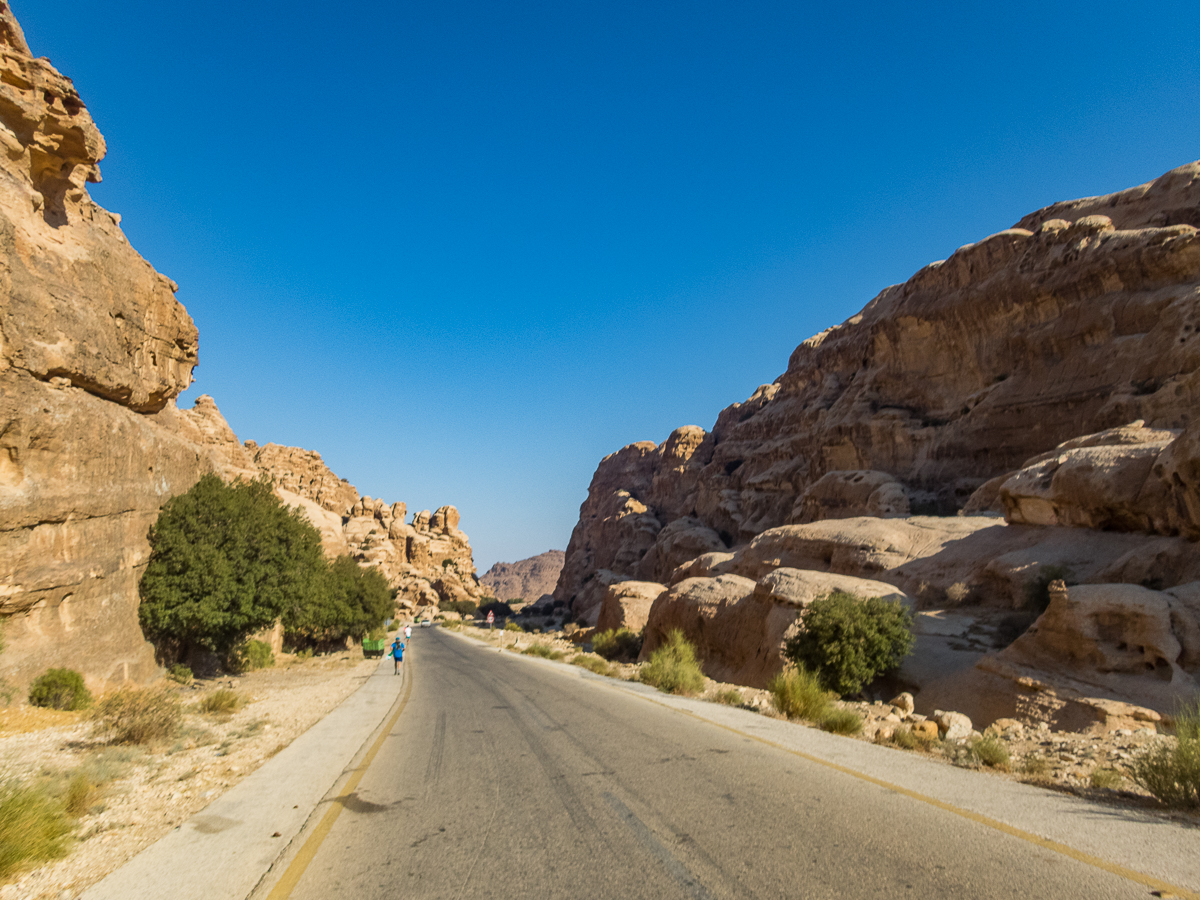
xmin=239 ymin=444 xmax=482 ymax=613
xmin=558 ymin=161 xmax=1200 ymax=724
xmin=479 ymin=550 xmax=565 ymax=603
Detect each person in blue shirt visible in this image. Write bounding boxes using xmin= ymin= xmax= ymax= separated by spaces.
xmin=391 ymin=638 xmax=405 ymax=675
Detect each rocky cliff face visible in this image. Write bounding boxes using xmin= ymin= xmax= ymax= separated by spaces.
xmin=480 ymin=550 xmax=564 ymax=603
xmin=241 ymin=443 xmax=483 ymax=613
xmin=0 ymin=4 xmax=481 ymax=694
xmin=0 ymin=5 xmax=256 ymax=691
xmin=558 ymin=161 xmax=1200 ymax=725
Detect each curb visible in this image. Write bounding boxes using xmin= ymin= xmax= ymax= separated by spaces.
xmin=80 ymin=655 xmax=405 ymax=900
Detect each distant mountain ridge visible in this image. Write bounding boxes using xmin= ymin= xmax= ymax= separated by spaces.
xmin=480 ymin=550 xmax=565 ymax=603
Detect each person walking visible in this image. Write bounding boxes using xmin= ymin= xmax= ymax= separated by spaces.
xmin=391 ymin=637 xmax=405 ymax=675
xmin=404 ymin=624 xmax=412 ymax=640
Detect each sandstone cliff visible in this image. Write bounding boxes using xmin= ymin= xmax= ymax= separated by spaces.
xmin=0 ymin=4 xmax=480 ymax=694
xmin=480 ymin=550 xmax=564 ymax=603
xmin=558 ymin=162 xmax=1200 ymax=725
xmin=240 ymin=442 xmax=483 ymax=613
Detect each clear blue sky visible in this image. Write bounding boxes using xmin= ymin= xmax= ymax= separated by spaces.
xmin=17 ymin=1 xmax=1199 ymax=572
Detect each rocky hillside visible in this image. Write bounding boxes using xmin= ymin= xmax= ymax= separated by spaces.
xmin=557 ymin=161 xmax=1200 ymax=729
xmin=480 ymin=550 xmax=564 ymax=603
xmin=0 ymin=4 xmax=478 ymax=693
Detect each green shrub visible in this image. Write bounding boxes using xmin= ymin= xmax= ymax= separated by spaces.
xmin=570 ymin=654 xmax=616 ymax=677
xmin=521 ymin=643 xmax=565 ymax=661
xmin=504 ymin=622 xmax=524 ymax=633
xmin=441 ymin=600 xmax=478 ymax=618
xmin=285 ymin=555 xmax=394 ymax=651
xmin=1090 ymin=767 xmax=1124 ymax=790
xmin=818 ymin=708 xmax=863 ymax=735
xmin=28 ymin=669 xmax=92 ymax=711
xmin=198 ymin=689 xmax=245 ymax=716
xmin=139 ymin=475 xmax=328 ymax=660
xmin=1128 ymin=736 xmax=1200 ymax=808
xmin=231 ymin=639 xmax=274 ymax=672
xmin=768 ymin=667 xmax=833 ymax=720
xmin=713 ymin=688 xmax=744 ymax=706
xmin=783 ymin=591 xmax=914 ymax=696
xmin=592 ymin=627 xmax=643 ymax=662
xmin=970 ymin=734 xmax=1010 ymax=770
xmin=167 ymin=664 xmax=193 ymax=685
xmin=1172 ymin=697 xmax=1200 ymax=742
xmin=1019 ymin=755 xmax=1051 ymax=779
xmin=887 ymin=727 xmax=920 ymax=750
xmin=0 ymin=781 xmax=72 ymax=878
xmin=90 ymin=687 xmax=183 ymax=745
xmin=639 ymin=631 xmax=705 ymax=696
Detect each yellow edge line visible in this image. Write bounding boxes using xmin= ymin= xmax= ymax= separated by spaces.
xmin=630 ymin=689 xmax=1200 ymax=900
xmin=266 ymin=663 xmax=414 ymax=900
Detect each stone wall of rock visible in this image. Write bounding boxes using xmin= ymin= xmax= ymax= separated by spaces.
xmin=0 ymin=7 xmax=268 ymax=693
xmin=559 ymin=162 xmax=1200 ymax=611
xmin=556 ymin=161 xmax=1200 ymax=723
xmin=479 ymin=550 xmax=565 ymax=603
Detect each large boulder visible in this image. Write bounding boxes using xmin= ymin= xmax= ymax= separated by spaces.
xmin=790 ymin=470 xmax=910 ymax=524
xmin=640 ymin=570 xmax=911 ymax=688
xmin=595 ymin=581 xmax=667 ymax=634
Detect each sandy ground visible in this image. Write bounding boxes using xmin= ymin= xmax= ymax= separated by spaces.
xmin=0 ymin=649 xmax=381 ymax=900
xmin=1 ymin=622 xmax=1191 ymax=899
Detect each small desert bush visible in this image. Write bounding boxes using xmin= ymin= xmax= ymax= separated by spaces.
xmin=639 ymin=630 xmax=705 ymax=696
xmin=1090 ymin=768 xmax=1125 ymax=790
xmin=945 ymin=582 xmax=970 ymax=604
xmin=28 ymin=669 xmax=92 ymax=711
xmin=970 ymin=734 xmax=1010 ymax=770
xmin=783 ymin=591 xmax=914 ymax=696
xmin=592 ymin=627 xmax=643 ymax=662
xmin=167 ymin=664 xmax=193 ymax=685
xmin=818 ymin=708 xmax=863 ymax=735
xmin=0 ymin=781 xmax=72 ymax=878
xmin=504 ymin=622 xmax=524 ymax=633
xmin=570 ymin=654 xmax=616 ymax=677
xmin=887 ymin=727 xmax=920 ymax=750
xmin=198 ymin=688 xmax=245 ymax=716
xmin=768 ymin=667 xmax=833 ymax=721
xmin=521 ymin=643 xmax=565 ymax=661
xmin=1019 ymin=755 xmax=1051 ymax=779
xmin=1128 ymin=737 xmax=1200 ymax=808
xmin=1173 ymin=697 xmax=1200 ymax=742
xmin=231 ymin=639 xmax=274 ymax=672
xmin=90 ymin=687 xmax=183 ymax=745
xmin=713 ymin=688 xmax=744 ymax=707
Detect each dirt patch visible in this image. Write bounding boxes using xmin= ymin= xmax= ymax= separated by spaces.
xmin=0 ymin=650 xmax=380 ymax=900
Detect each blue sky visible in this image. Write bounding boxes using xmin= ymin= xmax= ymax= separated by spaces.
xmin=17 ymin=1 xmax=1200 ymax=571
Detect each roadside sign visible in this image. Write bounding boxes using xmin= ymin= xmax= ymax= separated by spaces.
xmin=486 ymin=611 xmax=495 ymax=624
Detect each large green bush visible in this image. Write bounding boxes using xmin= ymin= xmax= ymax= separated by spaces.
xmin=639 ymin=630 xmax=705 ymax=696
xmin=284 ymin=555 xmax=393 ymax=651
xmin=592 ymin=627 xmax=642 ymax=662
xmin=28 ymin=669 xmax=92 ymax=711
xmin=0 ymin=781 xmax=72 ymax=878
xmin=783 ymin=591 xmax=914 ymax=696
xmin=441 ymin=600 xmax=478 ymax=618
xmin=139 ymin=475 xmax=326 ymax=660
xmin=1128 ymin=699 xmax=1200 ymax=808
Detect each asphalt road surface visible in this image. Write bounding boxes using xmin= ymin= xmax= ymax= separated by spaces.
xmin=281 ymin=628 xmax=1151 ymax=899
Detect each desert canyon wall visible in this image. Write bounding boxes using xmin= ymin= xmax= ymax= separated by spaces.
xmin=558 ymin=161 xmax=1200 ymax=726
xmin=0 ymin=4 xmax=479 ymax=692
xmin=480 ymin=550 xmax=565 ymax=604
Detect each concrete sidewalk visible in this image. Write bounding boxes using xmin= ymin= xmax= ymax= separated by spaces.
xmin=81 ymin=654 xmax=405 ymax=900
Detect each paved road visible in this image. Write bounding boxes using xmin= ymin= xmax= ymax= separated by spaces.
xmin=276 ymin=629 xmax=1151 ymax=899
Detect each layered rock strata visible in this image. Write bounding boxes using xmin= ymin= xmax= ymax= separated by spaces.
xmin=558 ymin=162 xmax=1200 ymax=724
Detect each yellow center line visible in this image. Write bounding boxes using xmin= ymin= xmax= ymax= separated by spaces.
xmin=266 ymin=662 xmax=413 ymax=900
xmin=625 ymin=686 xmax=1200 ymax=900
